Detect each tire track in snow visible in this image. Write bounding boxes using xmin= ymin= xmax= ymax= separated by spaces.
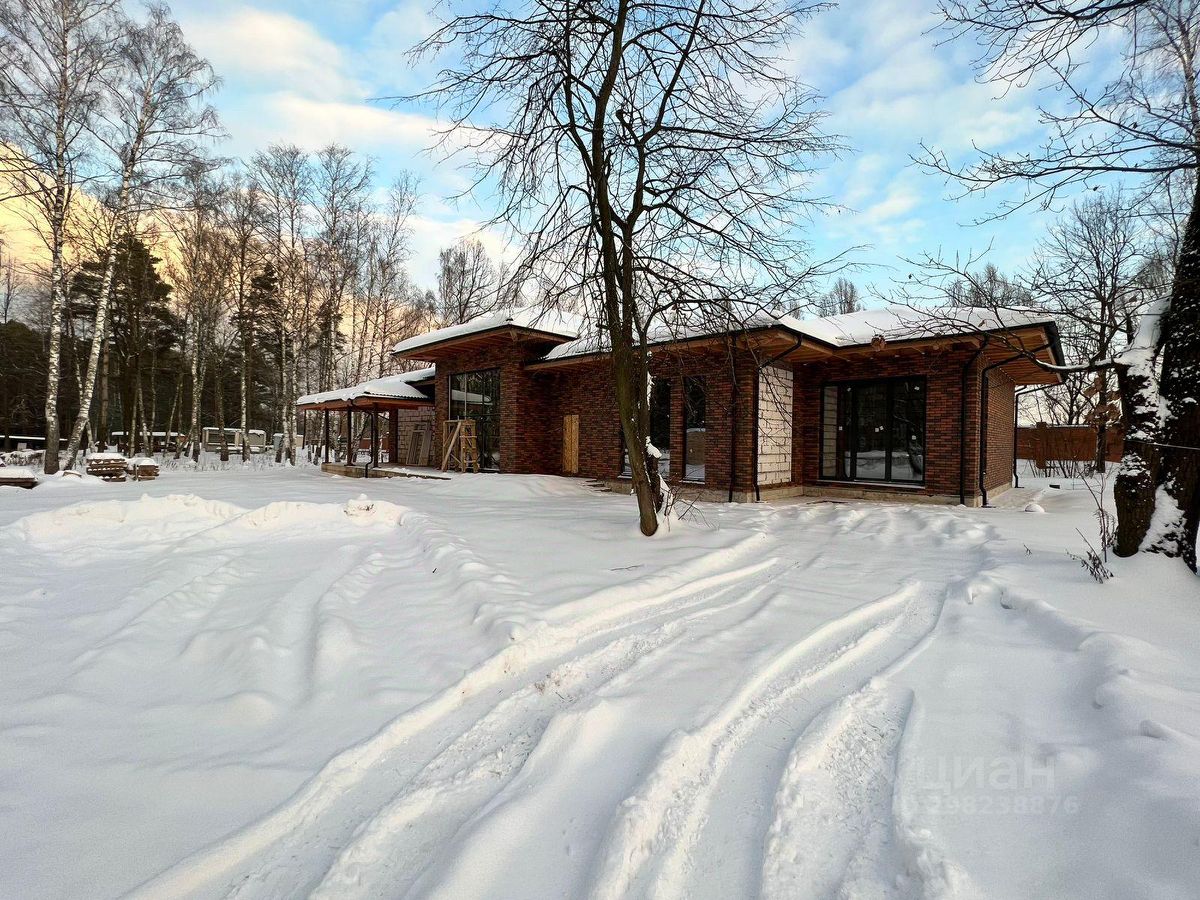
xmin=126 ymin=535 xmax=786 ymax=899
xmin=761 ymin=685 xmax=920 ymax=899
xmin=304 ymin=556 xmax=829 ymax=900
xmin=585 ymin=580 xmax=949 ymax=900
xmin=228 ymin=563 xmax=798 ymax=899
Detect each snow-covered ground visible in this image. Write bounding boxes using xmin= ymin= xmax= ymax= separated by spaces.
xmin=1 ymin=465 xmax=1197 ymax=899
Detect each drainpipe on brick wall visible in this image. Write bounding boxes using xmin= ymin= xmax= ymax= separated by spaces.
xmin=978 ymin=346 xmax=1050 ymax=507
xmin=752 ymin=339 xmax=804 ymax=502
xmin=959 ymin=338 xmax=990 ymax=506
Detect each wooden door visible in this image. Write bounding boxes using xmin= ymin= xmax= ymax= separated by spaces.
xmin=562 ymin=414 xmax=580 ymax=475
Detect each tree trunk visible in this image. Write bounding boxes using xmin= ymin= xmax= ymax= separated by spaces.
xmin=189 ymin=320 xmax=204 ymax=462
xmin=97 ymin=339 xmax=110 ymax=451
xmin=1113 ymin=363 xmax=1163 ymax=557
xmin=240 ymin=330 xmax=251 ymax=461
xmin=42 ymin=235 xmax=66 ymax=474
xmin=610 ymin=335 xmax=662 ymax=536
xmin=1095 ymin=372 xmax=1108 ymax=474
xmin=214 ymin=351 xmax=229 ymax=463
xmin=165 ymin=372 xmax=183 ymax=459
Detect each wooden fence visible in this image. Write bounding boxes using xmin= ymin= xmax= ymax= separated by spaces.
xmin=1016 ymin=422 xmax=1123 ymax=470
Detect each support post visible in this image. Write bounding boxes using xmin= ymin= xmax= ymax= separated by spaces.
xmin=369 ymin=406 xmax=378 ymax=472
xmin=323 ymin=409 xmax=330 ymax=464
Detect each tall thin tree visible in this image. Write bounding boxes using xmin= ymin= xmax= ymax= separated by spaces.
xmin=0 ymin=0 xmax=120 ymax=472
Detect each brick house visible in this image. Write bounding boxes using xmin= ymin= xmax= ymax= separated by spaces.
xmin=375 ymin=305 xmax=1062 ymax=505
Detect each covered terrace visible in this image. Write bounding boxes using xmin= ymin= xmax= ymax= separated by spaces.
xmin=296 ymin=368 xmax=436 ymax=477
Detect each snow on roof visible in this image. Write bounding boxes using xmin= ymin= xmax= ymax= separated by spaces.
xmin=391 ymin=306 xmax=583 ymax=356
xmin=296 ymin=367 xmax=436 ymax=407
xmin=537 ymin=305 xmax=1057 ymax=364
xmin=782 ymin=305 xmax=1057 ymax=348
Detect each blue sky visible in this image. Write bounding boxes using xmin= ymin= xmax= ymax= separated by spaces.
xmin=167 ymin=0 xmax=1073 ymax=296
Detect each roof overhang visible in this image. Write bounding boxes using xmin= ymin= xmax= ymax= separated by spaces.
xmin=525 ymin=324 xmax=838 ymax=371
xmin=778 ymin=320 xmax=1065 ymax=386
xmin=392 ymin=324 xmax=577 ymax=362
xmin=296 ymin=395 xmax=434 ymax=412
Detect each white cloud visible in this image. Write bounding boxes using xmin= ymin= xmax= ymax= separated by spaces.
xmin=180 ymin=7 xmax=360 ymax=101
xmin=861 ymin=182 xmax=921 ymax=225
xmin=253 ymin=93 xmax=443 ymax=150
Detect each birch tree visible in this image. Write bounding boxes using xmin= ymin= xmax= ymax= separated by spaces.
xmin=62 ymin=2 xmax=219 ymax=468
xmin=312 ymin=144 xmax=371 ymax=393
xmin=251 ymin=144 xmax=312 ymax=464
xmin=0 ymin=0 xmax=119 ymax=472
xmin=218 ymin=175 xmax=265 ymax=460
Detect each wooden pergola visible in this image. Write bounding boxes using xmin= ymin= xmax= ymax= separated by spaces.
xmin=295 ymin=370 xmax=434 ymax=471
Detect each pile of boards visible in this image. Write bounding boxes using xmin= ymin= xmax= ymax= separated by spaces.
xmin=127 ymin=457 xmax=159 ymax=481
xmin=0 ymin=466 xmax=38 ymax=489
xmin=84 ymin=454 xmax=160 ymax=482
xmin=86 ymin=453 xmax=129 ymax=482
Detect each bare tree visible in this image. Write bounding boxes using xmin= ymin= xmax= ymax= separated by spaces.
xmin=926 ymin=0 xmax=1200 ymax=570
xmin=312 ymin=144 xmax=372 ymax=392
xmin=0 ymin=239 xmax=27 ymax=323
xmin=815 ymin=276 xmax=862 ymax=317
xmin=0 ymin=0 xmax=120 ymax=472
xmin=435 ymin=237 xmax=499 ymax=325
xmin=361 ymin=175 xmax=419 ymax=378
xmin=168 ymin=168 xmax=229 ymax=461
xmin=62 ymin=2 xmax=220 ymax=468
xmin=251 ymin=143 xmax=313 ymax=464
xmin=1027 ymin=192 xmax=1150 ymax=470
xmin=945 ymin=263 xmax=1028 ymax=308
xmin=218 ymin=174 xmax=264 ymax=460
xmin=414 ymin=0 xmax=840 ymax=534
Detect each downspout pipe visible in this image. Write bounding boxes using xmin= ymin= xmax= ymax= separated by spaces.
xmin=752 ymin=338 xmax=804 ymax=502
xmin=978 ymin=346 xmax=1051 ymax=507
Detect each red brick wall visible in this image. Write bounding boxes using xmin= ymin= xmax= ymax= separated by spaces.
xmin=792 ymin=347 xmax=984 ymax=500
xmin=984 ymin=369 xmax=1015 ymax=492
xmin=433 ymin=341 xmax=560 ymax=474
xmin=538 ymin=348 xmax=757 ymax=491
xmin=431 ymin=342 xmax=760 ymax=491
xmin=427 ymin=338 xmax=1011 ymax=502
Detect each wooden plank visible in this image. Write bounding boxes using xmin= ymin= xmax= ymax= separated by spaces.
xmin=441 ymin=421 xmax=462 ymax=471
xmin=563 ymin=414 xmax=580 ymax=474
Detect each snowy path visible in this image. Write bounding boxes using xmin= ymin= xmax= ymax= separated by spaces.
xmin=1 ymin=468 xmax=1197 ymax=899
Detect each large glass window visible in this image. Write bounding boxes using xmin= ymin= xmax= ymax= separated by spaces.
xmin=820 ymin=377 xmax=925 ymax=484
xmin=684 ymin=377 xmax=706 ymax=482
xmin=448 ymin=368 xmax=501 ymax=470
xmin=622 ymin=379 xmax=671 ymax=478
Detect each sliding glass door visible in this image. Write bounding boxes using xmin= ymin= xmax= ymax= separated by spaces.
xmin=820 ymin=377 xmax=926 ymax=484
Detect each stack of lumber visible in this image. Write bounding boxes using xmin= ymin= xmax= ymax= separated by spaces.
xmin=0 ymin=466 xmax=39 ymax=489
xmin=127 ymin=457 xmax=159 ymax=481
xmin=86 ymin=453 xmax=128 ymax=482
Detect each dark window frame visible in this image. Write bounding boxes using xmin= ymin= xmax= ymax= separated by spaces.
xmin=818 ymin=375 xmax=927 ymax=485
xmin=619 ymin=378 xmax=673 ymax=478
xmin=446 ymin=367 xmax=502 ymax=471
xmin=682 ymin=376 xmax=706 ymax=483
